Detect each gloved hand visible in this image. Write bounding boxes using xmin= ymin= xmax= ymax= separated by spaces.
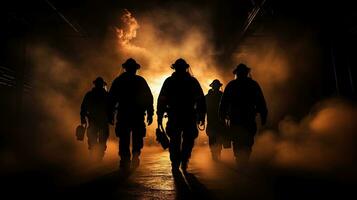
xmin=147 ymin=115 xmax=153 ymax=125
xmin=81 ymin=117 xmax=87 ymax=126
xmin=198 ymin=120 xmax=205 ymax=126
xmin=197 ymin=113 xmax=205 ymax=125
xmin=197 ymin=119 xmax=205 ymax=131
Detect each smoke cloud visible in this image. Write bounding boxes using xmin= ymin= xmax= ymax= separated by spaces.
xmin=114 ymin=8 xmax=223 ymax=97
xmin=252 ymin=98 xmax=357 ymax=175
xmin=3 ymin=5 xmax=354 ymax=179
xmin=233 ymin=30 xmax=322 ymax=123
xmin=8 ymin=7 xmax=222 ymax=172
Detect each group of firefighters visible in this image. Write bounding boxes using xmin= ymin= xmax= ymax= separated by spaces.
xmin=80 ymin=58 xmax=267 ymax=172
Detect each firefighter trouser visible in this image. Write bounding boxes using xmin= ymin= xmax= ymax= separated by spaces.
xmin=115 ymin=121 xmax=146 ymax=163
xmin=230 ymin=123 xmax=257 ymax=162
xmin=206 ymin=124 xmax=226 ymax=159
xmin=87 ymin=123 xmax=109 ymax=157
xmin=166 ymin=120 xmax=198 ymax=166
xmin=207 ymin=135 xmax=223 ymax=159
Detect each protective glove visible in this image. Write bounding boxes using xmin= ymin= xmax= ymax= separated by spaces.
xmin=81 ymin=117 xmax=87 ymax=126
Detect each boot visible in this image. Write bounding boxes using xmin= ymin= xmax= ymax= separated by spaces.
xmin=120 ymin=159 xmax=131 ymax=171
xmin=212 ymin=154 xmax=219 ymax=162
xmin=131 ymin=154 xmax=140 ymax=169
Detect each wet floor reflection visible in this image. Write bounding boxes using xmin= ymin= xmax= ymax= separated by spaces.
xmin=130 ymin=150 xmax=175 ymax=199
xmin=5 ymin=144 xmax=350 ymax=199
xmin=67 ymin=146 xmax=271 ymax=200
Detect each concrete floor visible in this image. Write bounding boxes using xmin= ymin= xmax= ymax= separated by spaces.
xmin=64 ymin=146 xmax=276 ymax=199
xmin=2 ymin=144 xmax=354 ymax=199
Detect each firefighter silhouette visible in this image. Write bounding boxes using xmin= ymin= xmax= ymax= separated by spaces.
xmin=205 ymin=79 xmax=225 ymax=161
xmin=80 ymin=77 xmax=109 ymax=160
xmin=108 ymin=58 xmax=154 ymax=170
xmin=219 ymin=64 xmax=268 ymax=167
xmin=157 ymin=58 xmax=206 ymax=172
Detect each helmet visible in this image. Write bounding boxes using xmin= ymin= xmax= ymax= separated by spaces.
xmin=93 ymin=77 xmax=107 ymax=86
xmin=122 ymin=58 xmax=141 ymax=70
xmin=209 ymin=79 xmax=223 ymax=88
xmin=171 ymin=58 xmax=190 ymax=69
xmin=233 ymin=63 xmax=251 ymax=75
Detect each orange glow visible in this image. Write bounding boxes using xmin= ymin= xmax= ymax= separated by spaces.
xmin=115 ymin=10 xmax=223 ymax=100
xmin=113 ymin=10 xmax=224 ymax=139
xmin=27 ymin=8 xmax=354 ymax=174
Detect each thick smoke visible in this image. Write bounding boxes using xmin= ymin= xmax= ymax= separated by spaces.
xmin=252 ymin=98 xmax=357 ymax=175
xmin=231 ymin=28 xmax=356 ymax=174
xmin=112 ymin=8 xmax=224 ymax=141
xmin=12 ymin=7 xmax=222 ymax=172
xmin=8 ymin=6 xmax=355 ymax=178
xmin=233 ymin=31 xmax=322 ymax=123
xmin=26 ymin=46 xmax=97 ymax=171
xmin=114 ymin=9 xmax=223 ymax=96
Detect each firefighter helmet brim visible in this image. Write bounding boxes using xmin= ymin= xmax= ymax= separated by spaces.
xmin=122 ymin=58 xmax=141 ymax=70
xmin=209 ymin=79 xmax=223 ymax=88
xmin=233 ymin=63 xmax=251 ymax=74
xmin=93 ymin=77 xmax=107 ymax=86
xmin=171 ymin=58 xmax=190 ymax=69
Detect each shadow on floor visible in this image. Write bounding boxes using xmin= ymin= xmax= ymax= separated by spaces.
xmin=64 ymin=169 xmax=137 ymax=198
xmin=173 ymin=170 xmax=216 ymax=200
xmin=65 ymin=168 xmax=216 ymax=200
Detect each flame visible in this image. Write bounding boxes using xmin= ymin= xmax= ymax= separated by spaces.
xmin=116 ymin=9 xmax=140 ymax=45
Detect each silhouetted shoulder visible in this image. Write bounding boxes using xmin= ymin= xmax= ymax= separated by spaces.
xmin=85 ymin=90 xmax=96 ymax=99
xmin=165 ymin=76 xmax=174 ymax=82
xmin=111 ymin=72 xmax=147 ymax=86
xmin=191 ymin=76 xmax=201 ymax=85
xmin=85 ymin=91 xmax=92 ymax=97
xmin=247 ymin=78 xmax=262 ymax=90
xmin=248 ymin=78 xmax=259 ymax=85
xmin=111 ymin=75 xmax=124 ymax=85
xmin=135 ymin=75 xmax=149 ymax=83
xmin=226 ymin=78 xmax=260 ymax=88
xmin=162 ymin=76 xmax=174 ymax=85
xmin=225 ymin=79 xmax=237 ymax=89
xmin=205 ymin=89 xmax=212 ymax=96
